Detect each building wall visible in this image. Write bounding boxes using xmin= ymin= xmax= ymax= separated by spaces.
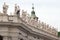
xmin=0 ymin=14 xmax=58 ymax=40
xmin=0 ymin=25 xmax=48 ymax=40
xmin=0 ymin=25 xmax=19 ymax=40
xmin=59 ymin=37 xmax=60 ymax=40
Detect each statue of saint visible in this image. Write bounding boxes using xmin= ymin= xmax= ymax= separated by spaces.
xmin=14 ymin=4 xmax=20 ymax=16
xmin=3 ymin=2 xmax=8 ymax=14
xmin=15 ymin=4 xmax=17 ymax=13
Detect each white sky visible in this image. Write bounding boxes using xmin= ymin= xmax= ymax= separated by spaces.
xmin=0 ymin=0 xmax=60 ymax=31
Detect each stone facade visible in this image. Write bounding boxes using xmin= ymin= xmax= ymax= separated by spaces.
xmin=0 ymin=3 xmax=59 ymax=40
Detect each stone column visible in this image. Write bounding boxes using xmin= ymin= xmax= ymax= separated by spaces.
xmin=3 ymin=36 xmax=8 ymax=40
xmin=12 ymin=37 xmax=18 ymax=40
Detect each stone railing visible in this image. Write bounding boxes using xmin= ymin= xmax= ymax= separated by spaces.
xmin=0 ymin=10 xmax=58 ymax=37
xmin=21 ymin=11 xmax=58 ymax=36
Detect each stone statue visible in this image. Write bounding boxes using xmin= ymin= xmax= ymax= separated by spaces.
xmin=3 ymin=2 xmax=8 ymax=14
xmin=14 ymin=4 xmax=20 ymax=16
xmin=15 ymin=4 xmax=17 ymax=13
xmin=16 ymin=6 xmax=20 ymax=16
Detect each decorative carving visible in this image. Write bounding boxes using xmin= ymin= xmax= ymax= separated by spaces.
xmin=22 ymin=10 xmax=27 ymax=21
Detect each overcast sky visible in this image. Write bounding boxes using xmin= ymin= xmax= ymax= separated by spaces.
xmin=0 ymin=0 xmax=60 ymax=31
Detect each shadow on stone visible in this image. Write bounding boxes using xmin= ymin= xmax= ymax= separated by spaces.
xmin=0 ymin=35 xmax=3 ymax=40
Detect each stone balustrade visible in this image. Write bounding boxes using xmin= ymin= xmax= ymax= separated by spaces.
xmin=0 ymin=10 xmax=58 ymax=37
xmin=21 ymin=11 xmax=58 ymax=36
